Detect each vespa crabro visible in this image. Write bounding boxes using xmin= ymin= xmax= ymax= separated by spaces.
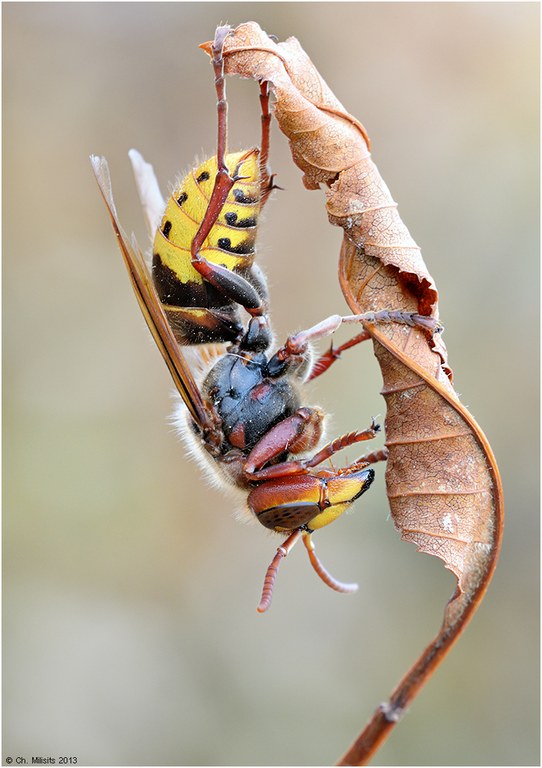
xmin=91 ymin=26 xmax=440 ymax=612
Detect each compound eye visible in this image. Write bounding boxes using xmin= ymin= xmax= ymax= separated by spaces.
xmin=256 ymin=502 xmax=319 ymax=531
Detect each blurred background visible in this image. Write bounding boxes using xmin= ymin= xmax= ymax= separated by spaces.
xmin=3 ymin=3 xmax=539 ymax=766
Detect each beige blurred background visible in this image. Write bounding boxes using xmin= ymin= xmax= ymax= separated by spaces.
xmin=3 ymin=3 xmax=538 ymax=766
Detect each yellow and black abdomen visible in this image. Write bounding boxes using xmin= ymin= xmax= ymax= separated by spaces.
xmin=152 ymin=149 xmax=265 ymax=345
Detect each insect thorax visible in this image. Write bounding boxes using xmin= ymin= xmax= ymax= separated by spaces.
xmin=202 ymin=351 xmax=302 ymax=456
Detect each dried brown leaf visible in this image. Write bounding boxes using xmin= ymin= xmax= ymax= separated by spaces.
xmin=212 ymin=21 xmax=504 ymax=763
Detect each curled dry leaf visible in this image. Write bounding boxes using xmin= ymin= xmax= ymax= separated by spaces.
xmin=209 ymin=21 xmax=504 ymax=763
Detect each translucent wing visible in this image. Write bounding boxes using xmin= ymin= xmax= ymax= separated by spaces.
xmin=90 ymin=154 xmax=214 ymax=433
xmin=128 ymin=148 xmax=165 ymax=240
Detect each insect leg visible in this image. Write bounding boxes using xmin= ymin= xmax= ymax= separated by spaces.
xmin=244 ymin=416 xmax=380 ymax=483
xmin=307 ymin=330 xmax=372 ymax=381
xmin=258 ymin=80 xmax=278 ymax=207
xmin=190 ymin=26 xmax=236 ymax=257
xmin=352 ymin=309 xmax=443 ymax=333
xmin=302 ymin=420 xmax=380 ymax=470
xmin=243 ymin=407 xmax=325 ymax=481
xmin=271 ymin=310 xmax=442 ymax=375
xmin=213 ymin=26 xmax=231 ymax=176
xmin=351 ymin=447 xmax=390 ymax=466
xmin=190 ymin=27 xmax=266 ymax=316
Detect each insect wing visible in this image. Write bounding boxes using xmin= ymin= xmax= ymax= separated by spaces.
xmin=90 ymin=155 xmax=214 ymax=433
xmin=128 ymin=148 xmax=165 ymax=239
